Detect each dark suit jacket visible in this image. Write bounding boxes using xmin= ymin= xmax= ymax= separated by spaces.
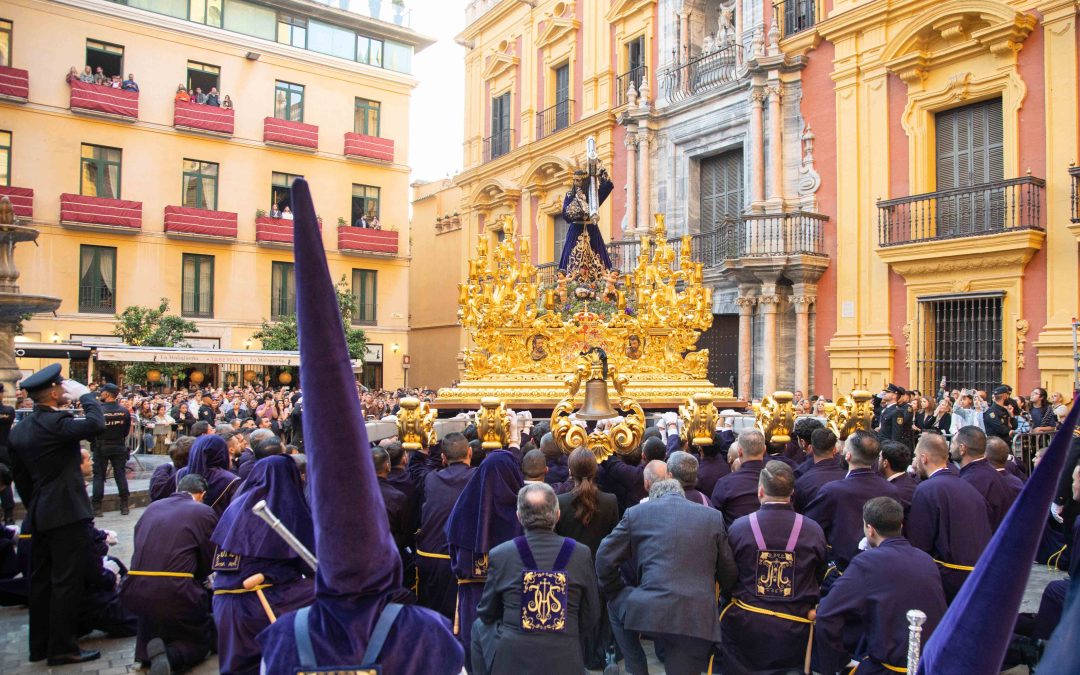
xmin=10 ymin=395 xmax=105 ymax=532
xmin=596 ymin=493 xmax=737 ymax=642
xmin=555 ymin=489 xmax=618 ymax=558
xmin=472 ymin=528 xmax=599 ymax=674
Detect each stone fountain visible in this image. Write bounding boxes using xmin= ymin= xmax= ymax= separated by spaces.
xmin=0 ymin=196 xmax=62 ymax=403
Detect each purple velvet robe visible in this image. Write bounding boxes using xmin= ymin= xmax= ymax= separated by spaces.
xmin=815 ymin=537 xmax=946 ymax=675
xmin=710 ymin=458 xmax=766 ymax=528
xmin=148 ymin=462 xmax=178 ymax=502
xmin=803 ymin=468 xmax=900 ymax=571
xmin=722 ymin=503 xmax=827 ymax=674
xmin=958 ymin=458 xmax=1014 ymax=531
xmin=119 ymin=492 xmax=218 ymax=664
xmin=792 ymin=457 xmax=846 ymax=513
xmin=906 ymin=468 xmax=992 ymax=601
xmin=417 ymin=462 xmax=474 ymax=618
xmin=695 ymin=453 xmax=731 ymax=497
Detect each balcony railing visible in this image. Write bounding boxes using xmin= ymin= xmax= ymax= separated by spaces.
xmin=537 ymin=100 xmax=573 ymax=140
xmin=699 ymin=212 xmax=828 ymax=264
xmin=0 ymin=66 xmax=29 ymax=102
xmin=616 ymin=66 xmax=648 ymax=106
xmin=537 ymin=262 xmax=557 ymax=287
xmin=483 ymin=129 xmax=514 ymax=162
xmin=78 ymin=286 xmax=115 ymax=314
xmin=660 ymin=43 xmax=742 ymax=104
xmin=1070 ymin=166 xmax=1080 ymax=224
xmin=338 ymin=226 xmax=399 ymax=255
xmin=773 ymin=0 xmax=817 ymax=39
xmin=877 ymin=176 xmax=1045 ymax=247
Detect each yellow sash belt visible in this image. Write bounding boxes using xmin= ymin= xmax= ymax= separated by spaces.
xmin=416 ymin=549 xmax=451 ymax=560
xmin=719 ymin=598 xmax=814 ymax=624
xmin=214 ymin=584 xmax=273 ymax=595
xmin=933 ymin=558 xmax=975 ymax=571
xmin=128 ymin=570 xmax=194 ymax=578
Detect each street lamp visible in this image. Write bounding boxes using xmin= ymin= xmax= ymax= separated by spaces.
xmin=50 ymin=332 xmax=60 ymax=344
xmin=244 ymin=338 xmax=253 ymax=350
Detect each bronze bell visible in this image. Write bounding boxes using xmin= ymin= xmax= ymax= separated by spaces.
xmin=576 ymin=377 xmax=618 ymax=420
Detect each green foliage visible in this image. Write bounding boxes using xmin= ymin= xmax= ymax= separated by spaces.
xmin=253 ymin=276 xmax=367 ymax=360
xmin=112 ymin=299 xmax=198 ymax=383
xmin=15 ymin=312 xmax=33 ymax=336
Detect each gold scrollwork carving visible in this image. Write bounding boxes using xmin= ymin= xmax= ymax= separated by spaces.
xmin=476 ymin=397 xmax=509 ymax=450
xmin=679 ymin=393 xmax=718 ymax=447
xmin=550 ymin=358 xmax=645 ymax=462
xmin=823 ymin=390 xmax=875 ymax=440
xmin=396 ymin=397 xmax=437 ymax=450
xmin=753 ymin=391 xmax=796 ymax=444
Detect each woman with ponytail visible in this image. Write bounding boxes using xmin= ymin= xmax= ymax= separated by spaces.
xmin=556 ymin=447 xmax=619 ymax=669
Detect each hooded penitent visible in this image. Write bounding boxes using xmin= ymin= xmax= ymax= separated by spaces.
xmin=254 ymin=179 xmax=463 ymax=673
xmin=176 ymin=435 xmax=238 ymax=509
xmin=918 ymin=396 xmax=1080 ymax=674
xmin=445 ymin=449 xmax=524 ymax=659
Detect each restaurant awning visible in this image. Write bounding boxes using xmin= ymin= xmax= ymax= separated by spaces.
xmin=14 ymin=342 xmax=93 ymax=359
xmin=94 ymin=346 xmax=302 ymax=366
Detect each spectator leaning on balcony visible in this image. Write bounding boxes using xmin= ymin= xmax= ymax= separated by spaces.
xmin=93 ymin=66 xmax=107 ymax=85
xmin=122 ymin=74 xmax=139 ymax=92
xmin=222 ymin=95 xmax=233 ymax=110
xmin=175 ymin=84 xmax=190 ymax=102
xmin=109 ymin=75 xmax=121 ymax=89
xmin=204 ymin=87 xmax=219 ymax=106
xmin=354 ymin=214 xmax=369 ymax=228
xmin=65 ymin=67 xmax=79 ymax=84
xmin=79 ymin=66 xmax=95 ymax=83
xmin=194 ymin=87 xmax=207 ymax=104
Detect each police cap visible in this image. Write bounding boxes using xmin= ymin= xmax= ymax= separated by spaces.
xmin=21 ymin=363 xmax=63 ymax=393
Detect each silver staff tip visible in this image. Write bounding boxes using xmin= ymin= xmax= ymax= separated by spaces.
xmin=252 ymin=499 xmax=268 ymax=514
xmin=906 ymin=609 xmax=927 ymax=626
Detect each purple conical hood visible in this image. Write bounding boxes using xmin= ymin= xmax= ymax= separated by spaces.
xmin=918 ymin=395 xmax=1080 ymax=674
xmin=291 ymin=178 xmax=400 ymax=599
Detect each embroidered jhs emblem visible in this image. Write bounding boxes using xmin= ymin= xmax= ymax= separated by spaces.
xmin=472 ymin=553 xmax=488 ymax=578
xmin=521 ymin=570 xmax=567 ymax=632
xmin=756 ymin=551 xmax=795 ymax=598
xmin=212 ymin=548 xmax=242 ymax=572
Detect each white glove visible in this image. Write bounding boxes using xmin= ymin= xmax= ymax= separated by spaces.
xmin=103 ymin=557 xmax=121 ymax=578
xmin=857 ymin=537 xmax=870 ymax=551
xmin=61 ymin=379 xmax=91 ymax=399
xmin=661 ymin=411 xmax=679 ymax=426
xmin=1051 ymin=503 xmax=1064 ymax=524
xmin=104 ymin=530 xmax=118 ymax=547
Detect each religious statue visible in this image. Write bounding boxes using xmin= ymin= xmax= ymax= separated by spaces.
xmin=0 ymin=197 xmax=13 ymax=225
xmin=529 ymin=334 xmax=548 ymax=361
xmin=602 ymin=269 xmax=619 ymax=302
xmin=559 ymin=136 xmax=614 ymax=284
xmin=702 ymin=32 xmax=717 ymax=55
xmin=718 ymin=5 xmax=735 ymax=47
xmin=555 ymin=269 xmax=569 ymax=306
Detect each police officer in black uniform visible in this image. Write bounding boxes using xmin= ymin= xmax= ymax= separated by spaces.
xmin=0 ymin=384 xmax=16 ymax=524
xmin=984 ymin=385 xmax=1014 ymax=445
xmin=894 ymin=388 xmax=916 ymax=450
xmin=877 ymin=383 xmax=905 ymax=445
xmin=9 ymin=364 xmax=105 ymax=665
xmin=91 ymin=383 xmax=132 ymax=517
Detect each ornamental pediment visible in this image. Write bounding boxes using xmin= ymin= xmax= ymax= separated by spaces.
xmin=605 ymin=0 xmax=655 ymax=24
xmin=536 ymin=13 xmax=580 ymax=51
xmin=482 ymin=48 xmax=519 ymax=83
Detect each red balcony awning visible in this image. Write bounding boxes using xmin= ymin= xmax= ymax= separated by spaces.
xmin=60 ymin=193 xmax=142 ymax=230
xmin=0 ymin=66 xmax=29 ymax=101
xmin=174 ymin=101 xmax=234 ymax=135
xmin=164 ymin=206 xmax=238 ymax=239
xmin=256 ymin=217 xmax=294 ymax=245
xmin=69 ymin=80 xmax=138 ymax=119
xmin=344 ymin=132 xmax=394 ymax=162
xmin=338 ymin=226 xmax=398 ymax=255
xmin=0 ymin=186 xmax=33 ymax=219
xmin=263 ymin=117 xmax=318 ymax=150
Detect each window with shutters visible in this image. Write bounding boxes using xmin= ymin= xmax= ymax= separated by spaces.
xmin=935 ymin=99 xmax=1004 ymax=236
xmin=552 ymin=215 xmax=569 ymax=263
xmin=489 ymin=92 xmax=511 ymax=159
xmin=553 ymin=63 xmax=570 ymax=130
xmin=271 ymin=261 xmax=295 ymax=320
xmin=182 ymin=254 xmax=214 ymax=318
xmin=915 ymin=293 xmax=1003 ymax=395
xmin=351 ymin=269 xmax=377 ymax=325
xmin=700 ymin=150 xmax=744 ymax=231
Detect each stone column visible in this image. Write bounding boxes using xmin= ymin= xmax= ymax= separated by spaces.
xmin=680 ymin=9 xmax=691 ymax=64
xmin=749 ymin=86 xmax=766 ymax=209
xmin=736 ymin=294 xmax=757 ymax=399
xmin=759 ymin=294 xmax=781 ymax=394
xmin=767 ymin=82 xmax=783 ymax=206
xmin=624 ymin=126 xmax=638 ymax=238
xmin=790 ymin=294 xmax=815 ymax=395
xmin=638 ymin=128 xmax=651 ymax=231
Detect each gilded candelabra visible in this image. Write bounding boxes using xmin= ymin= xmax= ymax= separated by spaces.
xmin=679 ymin=393 xmax=719 ymax=446
xmin=396 ymin=397 xmax=437 ymax=450
xmin=822 ymin=390 xmax=875 ymax=439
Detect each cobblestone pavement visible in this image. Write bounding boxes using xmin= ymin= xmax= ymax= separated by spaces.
xmin=0 ymin=504 xmax=1066 ymax=674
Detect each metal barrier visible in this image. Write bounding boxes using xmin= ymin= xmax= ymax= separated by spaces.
xmin=1013 ymin=431 xmax=1054 ymax=474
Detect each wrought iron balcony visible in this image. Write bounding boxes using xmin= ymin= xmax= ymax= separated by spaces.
xmin=537 ymin=262 xmax=557 ymax=287
xmin=1070 ymin=166 xmax=1080 ymax=223
xmin=616 ymin=66 xmax=648 ymax=107
xmin=698 ymin=212 xmax=828 ymax=265
xmin=537 ymin=100 xmax=573 ymax=140
xmin=877 ymin=176 xmax=1045 ymax=247
xmin=483 ymin=129 xmax=514 ymax=162
xmin=773 ymin=0 xmax=817 ymax=39
xmin=660 ymin=43 xmax=741 ymax=104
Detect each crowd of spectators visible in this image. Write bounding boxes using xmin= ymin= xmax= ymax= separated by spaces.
xmin=65 ymin=65 xmax=139 ymax=92
xmin=174 ymin=83 xmax=232 ymax=109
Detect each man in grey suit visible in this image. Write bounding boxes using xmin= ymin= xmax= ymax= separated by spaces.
xmin=596 ymin=478 xmax=738 ymax=675
xmin=471 ymin=482 xmax=600 ymax=674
